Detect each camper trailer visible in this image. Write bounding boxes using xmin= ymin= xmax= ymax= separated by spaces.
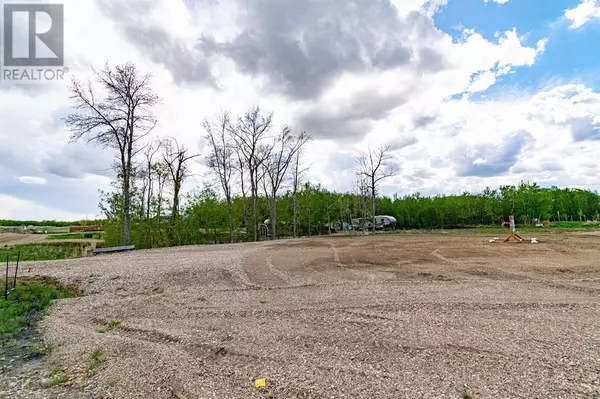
xmin=350 ymin=215 xmax=397 ymax=231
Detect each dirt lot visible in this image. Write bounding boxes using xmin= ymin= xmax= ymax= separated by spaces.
xmin=0 ymin=233 xmax=49 ymax=246
xmin=0 ymin=233 xmax=103 ymax=247
xmin=2 ymin=232 xmax=600 ymax=398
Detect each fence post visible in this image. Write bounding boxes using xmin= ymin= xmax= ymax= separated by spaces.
xmin=12 ymin=252 xmax=21 ymax=291
xmin=4 ymin=254 xmax=8 ymax=300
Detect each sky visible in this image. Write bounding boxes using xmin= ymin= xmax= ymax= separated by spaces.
xmin=1 ymin=0 xmax=600 ymax=221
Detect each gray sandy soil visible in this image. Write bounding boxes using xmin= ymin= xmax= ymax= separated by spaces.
xmin=0 ymin=233 xmax=49 ymax=246
xmin=2 ymin=233 xmax=600 ymax=398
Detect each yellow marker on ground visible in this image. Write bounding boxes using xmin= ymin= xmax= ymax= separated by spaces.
xmin=254 ymin=378 xmax=266 ymax=388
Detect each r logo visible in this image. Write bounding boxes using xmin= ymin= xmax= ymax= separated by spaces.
xmin=3 ymin=3 xmax=64 ymax=67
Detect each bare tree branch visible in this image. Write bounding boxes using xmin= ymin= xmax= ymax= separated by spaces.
xmin=161 ymin=137 xmax=201 ymax=221
xmin=356 ymin=145 xmax=398 ymax=233
xmin=229 ymin=106 xmax=273 ymax=242
xmin=63 ymin=62 xmax=160 ymax=245
xmin=264 ymin=128 xmax=312 ymax=239
xmin=204 ymin=111 xmax=236 ymax=242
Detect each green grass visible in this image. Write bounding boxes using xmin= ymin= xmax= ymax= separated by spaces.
xmin=379 ymin=223 xmax=600 ymax=237
xmin=460 ymin=391 xmax=473 ymax=399
xmin=91 ymin=348 xmax=104 ymax=364
xmin=26 ymin=344 xmax=55 ymax=359
xmin=0 ymin=243 xmax=90 ymax=262
xmin=45 ymin=374 xmax=70 ymax=387
xmin=47 ymin=233 xmax=103 ymax=240
xmin=550 ymin=221 xmax=600 ymax=229
xmin=0 ymin=277 xmax=77 ymax=338
xmin=96 ymin=319 xmax=120 ymax=334
xmin=86 ymin=348 xmax=105 ymax=377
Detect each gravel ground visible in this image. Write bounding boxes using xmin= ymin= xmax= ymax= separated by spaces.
xmin=2 ymin=233 xmax=600 ymax=398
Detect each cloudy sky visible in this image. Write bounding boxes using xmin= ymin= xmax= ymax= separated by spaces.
xmin=1 ymin=0 xmax=600 ymax=221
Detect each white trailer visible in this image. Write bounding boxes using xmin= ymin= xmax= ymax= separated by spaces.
xmin=350 ymin=215 xmax=397 ymax=231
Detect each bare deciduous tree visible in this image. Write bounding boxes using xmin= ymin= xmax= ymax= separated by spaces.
xmin=230 ymin=106 xmax=273 ymax=241
xmin=140 ymin=140 xmax=161 ymax=220
xmin=235 ymin=150 xmax=249 ymax=241
xmin=291 ymin=151 xmax=306 ymax=238
xmin=264 ymin=127 xmax=312 ymax=239
xmin=161 ymin=137 xmax=200 ymax=221
xmin=357 ymin=145 xmax=397 ymax=233
xmin=354 ymin=174 xmax=370 ymax=234
xmin=64 ymin=63 xmax=159 ymax=245
xmin=153 ymin=161 xmax=170 ymax=220
xmin=204 ymin=112 xmax=235 ymax=243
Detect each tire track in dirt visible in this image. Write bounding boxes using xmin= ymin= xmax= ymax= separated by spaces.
xmin=329 ymin=242 xmax=378 ymax=281
xmin=431 ymin=248 xmax=460 ymax=264
xmin=266 ymin=255 xmax=294 ymax=285
xmin=242 ymin=251 xmax=289 ymax=288
xmin=242 ymin=250 xmax=315 ymax=289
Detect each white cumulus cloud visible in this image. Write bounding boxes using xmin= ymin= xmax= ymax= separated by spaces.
xmin=565 ymin=0 xmax=600 ymax=29
xmin=18 ymin=176 xmax=47 ymax=185
xmin=0 ymin=195 xmax=90 ymax=221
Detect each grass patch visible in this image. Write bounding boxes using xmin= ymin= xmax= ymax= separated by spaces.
xmin=47 ymin=233 xmax=103 ymax=240
xmin=198 ymin=296 xmax=209 ymax=302
xmin=26 ymin=344 xmax=55 ymax=359
xmin=0 ymin=243 xmax=90 ymax=262
xmin=460 ymin=391 xmax=473 ymax=399
xmin=85 ymin=348 xmax=105 ymax=377
xmin=259 ymin=297 xmax=268 ymax=304
xmin=107 ymin=379 xmax=115 ymax=387
xmin=91 ymin=348 xmax=104 ymax=363
xmin=96 ymin=319 xmax=120 ymax=334
xmin=85 ymin=348 xmax=104 ymax=377
xmin=91 ymin=348 xmax=103 ymax=363
xmin=550 ymin=221 xmax=600 ymax=229
xmin=46 ymin=374 xmax=70 ymax=387
xmin=0 ymin=277 xmax=77 ymax=339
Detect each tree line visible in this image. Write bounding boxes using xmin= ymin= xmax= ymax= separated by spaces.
xmin=0 ymin=220 xmax=106 ymax=227
xmin=64 ymin=63 xmax=318 ymax=246
xmin=62 ymin=63 xmax=600 ymax=249
xmin=380 ymin=182 xmax=600 ymax=229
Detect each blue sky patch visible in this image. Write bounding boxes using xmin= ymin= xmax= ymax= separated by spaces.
xmin=435 ymin=0 xmax=600 ymax=93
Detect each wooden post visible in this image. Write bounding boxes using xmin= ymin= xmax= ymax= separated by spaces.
xmin=505 ymin=216 xmax=524 ymax=242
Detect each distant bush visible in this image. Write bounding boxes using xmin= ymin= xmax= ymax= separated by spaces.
xmin=0 ymin=219 xmax=107 ymax=227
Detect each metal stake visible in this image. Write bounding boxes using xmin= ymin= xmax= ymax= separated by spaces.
xmin=4 ymin=254 xmax=8 ymax=300
xmin=12 ymin=252 xmax=20 ymax=291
